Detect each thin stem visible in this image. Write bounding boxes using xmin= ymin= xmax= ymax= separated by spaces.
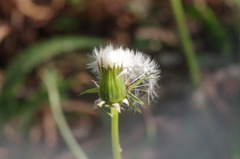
xmin=233 ymin=118 xmax=240 ymax=159
xmin=143 ymin=108 xmax=157 ymax=144
xmin=111 ymin=107 xmax=122 ymax=159
xmin=42 ymin=68 xmax=88 ymax=159
xmin=170 ymin=0 xmax=201 ymax=86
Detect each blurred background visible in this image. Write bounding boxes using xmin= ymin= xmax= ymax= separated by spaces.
xmin=0 ymin=0 xmax=240 ymax=159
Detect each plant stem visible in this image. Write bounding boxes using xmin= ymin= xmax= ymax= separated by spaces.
xmin=42 ymin=68 xmax=88 ymax=159
xmin=233 ymin=118 xmax=240 ymax=159
xmin=170 ymin=0 xmax=201 ymax=86
xmin=143 ymin=108 xmax=157 ymax=144
xmin=111 ymin=107 xmax=122 ymax=159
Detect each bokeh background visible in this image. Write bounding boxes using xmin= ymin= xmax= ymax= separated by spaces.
xmin=0 ymin=0 xmax=240 ymax=159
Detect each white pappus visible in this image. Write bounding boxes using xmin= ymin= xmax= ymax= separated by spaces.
xmin=82 ymin=45 xmax=160 ymax=113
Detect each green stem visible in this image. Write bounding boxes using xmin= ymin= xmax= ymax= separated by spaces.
xmin=111 ymin=107 xmax=122 ymax=159
xmin=233 ymin=118 xmax=240 ymax=159
xmin=170 ymin=0 xmax=201 ymax=86
xmin=42 ymin=68 xmax=88 ymax=159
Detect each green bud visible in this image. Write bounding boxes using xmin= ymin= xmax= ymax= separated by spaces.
xmin=99 ymin=66 xmax=126 ymax=104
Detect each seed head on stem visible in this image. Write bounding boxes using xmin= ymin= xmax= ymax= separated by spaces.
xmin=82 ymin=45 xmax=160 ymax=112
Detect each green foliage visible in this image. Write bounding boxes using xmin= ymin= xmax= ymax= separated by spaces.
xmin=170 ymin=0 xmax=201 ymax=86
xmin=187 ymin=6 xmax=232 ymax=58
xmin=42 ymin=68 xmax=88 ymax=159
xmin=55 ymin=16 xmax=79 ymax=32
xmin=0 ymin=36 xmax=103 ymax=126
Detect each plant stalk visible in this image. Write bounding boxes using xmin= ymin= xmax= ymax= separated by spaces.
xmin=42 ymin=68 xmax=88 ymax=159
xmin=111 ymin=107 xmax=122 ymax=159
xmin=170 ymin=0 xmax=201 ymax=86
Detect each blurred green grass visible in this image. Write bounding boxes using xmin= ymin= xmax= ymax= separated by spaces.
xmin=0 ymin=36 xmax=103 ymax=127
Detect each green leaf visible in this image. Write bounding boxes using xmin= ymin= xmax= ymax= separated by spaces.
xmin=128 ymin=92 xmax=144 ymax=105
xmin=79 ymin=87 xmax=99 ymax=95
xmin=126 ymin=97 xmax=141 ymax=113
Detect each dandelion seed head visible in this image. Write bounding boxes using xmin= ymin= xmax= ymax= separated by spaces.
xmin=91 ymin=45 xmax=136 ymax=69
xmin=88 ymin=44 xmax=160 ymax=105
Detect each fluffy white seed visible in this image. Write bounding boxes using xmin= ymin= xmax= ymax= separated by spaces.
xmin=88 ymin=45 xmax=160 ymax=102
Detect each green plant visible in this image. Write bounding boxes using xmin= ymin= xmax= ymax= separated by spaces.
xmin=81 ymin=45 xmax=160 ymax=159
xmin=170 ymin=0 xmax=201 ymax=86
xmin=187 ymin=5 xmax=232 ymax=59
xmin=0 ymin=36 xmax=103 ymax=126
xmin=42 ymin=68 xmax=88 ymax=159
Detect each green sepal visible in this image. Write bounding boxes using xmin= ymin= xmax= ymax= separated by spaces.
xmin=128 ymin=92 xmax=144 ymax=105
xmin=127 ymin=73 xmax=153 ymax=91
xmin=99 ymin=66 xmax=126 ymax=104
xmin=79 ymin=87 xmax=99 ymax=96
xmin=107 ymin=112 xmax=113 ymax=117
xmin=126 ymin=97 xmax=142 ymax=113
